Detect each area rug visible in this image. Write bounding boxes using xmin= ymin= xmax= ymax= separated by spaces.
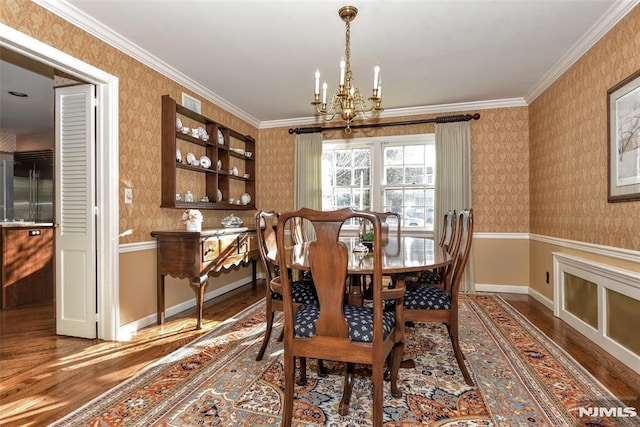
xmin=50 ymin=294 xmax=638 ymax=426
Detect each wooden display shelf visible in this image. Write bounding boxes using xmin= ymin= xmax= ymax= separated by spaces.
xmin=161 ymin=95 xmax=256 ymax=210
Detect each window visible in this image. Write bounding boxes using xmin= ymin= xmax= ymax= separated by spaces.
xmin=322 ymin=134 xmax=435 ymax=231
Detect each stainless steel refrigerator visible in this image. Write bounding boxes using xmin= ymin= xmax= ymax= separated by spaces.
xmin=13 ymin=150 xmax=53 ymax=223
xmin=0 ymin=152 xmax=14 ymax=221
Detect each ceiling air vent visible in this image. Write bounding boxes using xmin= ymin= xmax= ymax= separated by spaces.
xmin=181 ymin=92 xmax=201 ymax=114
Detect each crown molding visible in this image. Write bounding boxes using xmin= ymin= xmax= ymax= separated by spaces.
xmin=34 ymin=0 xmax=261 ymax=128
xmin=36 ymin=0 xmax=637 ymax=131
xmin=259 ymin=98 xmax=528 ymax=129
xmin=525 ymin=0 xmax=640 ymax=103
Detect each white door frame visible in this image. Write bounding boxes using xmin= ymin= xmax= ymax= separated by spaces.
xmin=1 ymin=24 xmax=120 ymax=340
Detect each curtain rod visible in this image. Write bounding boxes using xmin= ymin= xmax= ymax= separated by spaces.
xmin=288 ymin=113 xmax=481 ymax=134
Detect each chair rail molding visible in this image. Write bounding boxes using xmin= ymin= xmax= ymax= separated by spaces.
xmin=531 ymin=234 xmax=640 ymax=264
xmin=473 ymin=232 xmax=529 ymax=240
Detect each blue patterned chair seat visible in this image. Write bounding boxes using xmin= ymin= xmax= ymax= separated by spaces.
xmin=404 ymin=284 xmax=451 ymax=310
xmin=390 ymin=269 xmax=442 ymax=287
xmin=413 ymin=269 xmax=443 ymax=284
xmin=294 ymin=304 xmax=396 ymax=342
xmin=271 ymin=280 xmax=318 ymax=305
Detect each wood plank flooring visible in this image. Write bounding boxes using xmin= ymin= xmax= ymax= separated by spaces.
xmin=0 ymin=285 xmax=638 ymax=426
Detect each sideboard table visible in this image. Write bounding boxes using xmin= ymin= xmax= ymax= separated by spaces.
xmin=151 ymin=227 xmax=258 ymax=329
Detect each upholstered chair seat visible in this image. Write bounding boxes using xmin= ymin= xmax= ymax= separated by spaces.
xmin=270 ymin=281 xmax=317 ymax=305
xmin=403 ymin=284 xmax=451 ymax=310
xmin=294 ymin=304 xmax=396 ymax=342
xmin=412 ymin=269 xmax=443 ymax=285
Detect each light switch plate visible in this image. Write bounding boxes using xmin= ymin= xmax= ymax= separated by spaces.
xmin=124 ymin=188 xmax=133 ymax=204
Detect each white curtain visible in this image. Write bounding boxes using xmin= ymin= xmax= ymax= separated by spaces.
xmin=434 ymin=121 xmax=474 ymax=292
xmin=294 ymin=132 xmax=323 ymax=239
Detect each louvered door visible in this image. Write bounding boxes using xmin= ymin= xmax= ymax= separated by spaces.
xmin=55 ymin=84 xmax=97 ymax=338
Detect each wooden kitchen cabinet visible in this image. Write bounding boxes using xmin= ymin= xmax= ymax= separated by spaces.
xmin=1 ymin=226 xmax=54 ymax=309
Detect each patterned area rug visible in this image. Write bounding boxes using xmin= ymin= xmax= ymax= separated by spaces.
xmin=50 ymin=295 xmax=638 ymax=426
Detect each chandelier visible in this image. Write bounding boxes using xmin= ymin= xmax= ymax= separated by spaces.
xmin=312 ymin=5 xmax=383 ymax=133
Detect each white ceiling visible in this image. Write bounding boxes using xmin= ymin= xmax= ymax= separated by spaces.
xmin=2 ymin=0 xmax=638 ymax=133
xmin=0 ymin=48 xmax=54 ymax=135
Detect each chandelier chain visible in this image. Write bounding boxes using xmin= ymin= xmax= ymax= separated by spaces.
xmin=311 ymin=5 xmax=383 ymax=133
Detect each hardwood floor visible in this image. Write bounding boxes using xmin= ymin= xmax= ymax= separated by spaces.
xmin=0 ymin=286 xmax=638 ymax=426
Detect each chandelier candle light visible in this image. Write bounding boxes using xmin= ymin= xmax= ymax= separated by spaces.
xmin=312 ymin=5 xmax=383 ymax=133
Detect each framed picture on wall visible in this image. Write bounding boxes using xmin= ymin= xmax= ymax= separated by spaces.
xmin=608 ymin=69 xmax=640 ymax=202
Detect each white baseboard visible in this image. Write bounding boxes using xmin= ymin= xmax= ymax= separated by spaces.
xmin=527 ymin=286 xmax=554 ymax=310
xmin=474 ymin=283 xmax=528 ymax=294
xmin=474 ymin=283 xmax=554 ymax=310
xmin=117 ymin=274 xmax=261 ymax=341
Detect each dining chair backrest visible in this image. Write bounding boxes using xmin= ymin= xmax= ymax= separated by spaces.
xmin=255 ymin=210 xmax=279 ymax=282
xmin=440 ymin=210 xmax=456 ymax=251
xmin=291 ymin=216 xmax=308 ymax=245
xmin=277 ymin=207 xmax=383 ymax=339
xmin=357 ymin=211 xmax=401 ymax=246
xmin=443 ymin=209 xmax=473 ymax=296
xmin=375 ymin=211 xmax=401 ymax=242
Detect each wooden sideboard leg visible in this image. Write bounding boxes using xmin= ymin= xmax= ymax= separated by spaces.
xmin=190 ymin=278 xmax=208 ymax=330
xmin=157 ymin=274 xmax=166 ymax=325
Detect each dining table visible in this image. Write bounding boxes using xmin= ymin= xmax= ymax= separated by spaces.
xmin=282 ymin=235 xmax=452 ymax=306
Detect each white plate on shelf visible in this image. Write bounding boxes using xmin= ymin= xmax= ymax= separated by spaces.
xmin=186 ymin=152 xmax=196 ymax=165
xmin=217 ymin=130 xmax=224 ymax=145
xmin=241 ymin=193 xmax=251 ymax=205
xmin=199 ymin=155 xmax=211 ymax=169
xmin=217 ymin=189 xmax=223 ymax=202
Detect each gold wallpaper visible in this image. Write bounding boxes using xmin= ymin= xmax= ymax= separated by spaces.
xmin=257 ymin=107 xmax=530 ymax=234
xmin=0 ymin=132 xmax=17 ymax=152
xmin=529 ymin=5 xmax=640 ymax=251
xmin=3 ymin=0 xmax=636 ymax=251
xmin=1 ymin=0 xmax=258 ymax=243
xmin=16 ymin=130 xmax=54 ymax=151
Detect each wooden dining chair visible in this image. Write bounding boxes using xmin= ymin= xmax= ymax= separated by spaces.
xmin=357 ymin=211 xmax=402 ymax=300
xmin=254 ymin=210 xmax=318 ymax=361
xmin=291 ymin=215 xmax=308 ymax=244
xmin=439 ymin=209 xmax=457 ymax=249
xmin=276 ymin=207 xmax=406 ymax=427
xmin=390 ymin=210 xmax=456 ymax=289
xmin=403 ymin=209 xmax=474 ymax=385
xmin=374 ymin=211 xmax=401 ymax=242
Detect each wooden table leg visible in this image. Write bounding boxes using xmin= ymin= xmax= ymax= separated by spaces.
xmin=190 ymin=278 xmax=208 ymax=330
xmin=347 ymin=275 xmax=364 ymax=306
xmin=157 ymin=274 xmax=165 ymax=325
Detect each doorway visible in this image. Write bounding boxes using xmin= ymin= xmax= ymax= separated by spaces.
xmin=1 ymin=23 xmax=120 ymax=340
